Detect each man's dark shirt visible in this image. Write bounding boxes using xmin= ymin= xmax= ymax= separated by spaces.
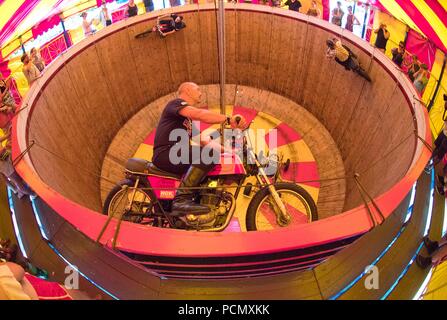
xmin=153 ymin=99 xmax=198 ymax=160
xmin=285 ymin=0 xmax=302 ymax=12
xmin=375 ymin=28 xmax=388 ymax=50
xmin=160 ymin=14 xmax=186 ymax=32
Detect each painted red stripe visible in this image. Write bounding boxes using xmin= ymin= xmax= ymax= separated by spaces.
xmin=281 ymin=162 xmax=320 ymax=188
xmin=425 ymin=0 xmax=447 ymax=30
xmin=394 ymin=0 xmax=446 ymax=53
xmin=143 ymin=129 xmax=156 ymax=145
xmin=265 ymin=122 xmax=302 ymax=148
xmin=0 ymin=0 xmax=41 ymax=46
xmin=232 ymin=105 xmax=258 ymax=124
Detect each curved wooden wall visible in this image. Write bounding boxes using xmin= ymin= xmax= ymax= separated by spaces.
xmin=26 ymin=5 xmax=416 ymax=215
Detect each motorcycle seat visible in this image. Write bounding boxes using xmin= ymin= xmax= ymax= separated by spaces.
xmin=147 ymin=163 xmax=181 ymax=179
xmin=125 ymin=158 xmax=181 ymax=179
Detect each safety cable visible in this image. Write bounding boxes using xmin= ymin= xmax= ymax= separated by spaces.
xmin=354 ymin=173 xmax=385 ymax=224
xmin=29 ymin=138 xmax=350 ymax=191
xmin=354 ymin=174 xmax=377 ymax=228
xmin=359 ymin=131 xmax=415 ymax=176
xmin=12 ymin=140 xmax=35 ymax=167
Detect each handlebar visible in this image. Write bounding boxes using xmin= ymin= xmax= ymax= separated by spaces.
xmin=235 ymin=115 xmax=241 ymax=125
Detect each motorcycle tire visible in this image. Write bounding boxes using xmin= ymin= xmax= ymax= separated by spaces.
xmin=102 ymin=179 xmax=154 ymax=223
xmin=135 ymin=29 xmax=152 ymax=39
xmin=246 ymin=182 xmax=318 ymax=231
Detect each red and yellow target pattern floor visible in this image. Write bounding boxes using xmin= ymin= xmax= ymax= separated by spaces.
xmin=133 ymin=105 xmax=320 ymax=231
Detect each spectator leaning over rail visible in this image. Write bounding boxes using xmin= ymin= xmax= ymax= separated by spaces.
xmin=99 ymin=0 xmax=112 ymax=27
xmin=374 ymin=23 xmax=390 ymax=53
xmin=143 ymin=0 xmax=154 ymax=13
xmin=307 ymin=1 xmax=321 ymax=18
xmin=81 ymin=12 xmax=96 ymax=36
xmin=30 ymin=48 xmax=45 ymax=72
xmin=416 ymin=235 xmax=447 ymax=269
xmin=413 ymin=63 xmax=429 ymax=95
xmin=0 ymin=73 xmax=16 ymax=131
xmin=283 ymin=0 xmax=302 ymax=12
xmin=127 ymin=0 xmax=138 ymax=17
xmin=331 ymin=1 xmax=344 ymax=27
xmin=21 ymin=53 xmax=41 ymax=87
xmin=430 ymin=94 xmax=447 ymax=195
xmin=391 ymin=41 xmax=407 ymax=68
xmin=406 ymin=55 xmax=420 ymax=82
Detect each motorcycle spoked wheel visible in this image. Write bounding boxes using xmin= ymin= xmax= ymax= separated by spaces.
xmin=245 ymin=182 xmax=318 ymax=231
xmin=134 ymin=29 xmax=153 ymax=39
xmin=102 ymin=179 xmax=154 ymax=224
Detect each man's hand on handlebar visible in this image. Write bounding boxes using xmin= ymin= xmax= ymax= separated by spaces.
xmin=229 ymin=114 xmax=248 ymax=130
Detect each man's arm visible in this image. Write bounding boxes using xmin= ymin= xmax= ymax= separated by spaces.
xmin=383 ymin=29 xmax=390 ymax=39
xmin=179 ymin=106 xmax=226 ymax=124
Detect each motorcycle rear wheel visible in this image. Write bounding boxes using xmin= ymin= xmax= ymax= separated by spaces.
xmin=246 ymin=182 xmax=318 ymax=231
xmin=102 ymin=179 xmax=154 ymax=224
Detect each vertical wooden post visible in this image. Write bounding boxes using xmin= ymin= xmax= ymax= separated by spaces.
xmin=217 ymin=0 xmax=226 ymax=117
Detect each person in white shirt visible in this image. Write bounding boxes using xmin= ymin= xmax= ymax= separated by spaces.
xmin=81 ymin=12 xmax=95 ymax=36
xmin=21 ymin=53 xmax=41 ymax=87
xmin=99 ymin=1 xmax=112 ymax=27
xmin=0 ymin=262 xmax=36 ymax=300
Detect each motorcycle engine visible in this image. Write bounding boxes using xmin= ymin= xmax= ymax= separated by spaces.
xmin=183 ymin=181 xmax=231 ymax=228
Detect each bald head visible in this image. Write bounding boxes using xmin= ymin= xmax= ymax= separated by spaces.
xmin=177 ymin=82 xmax=202 ymax=105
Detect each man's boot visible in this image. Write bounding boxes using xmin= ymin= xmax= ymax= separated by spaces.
xmin=171 ymin=166 xmax=210 ymax=215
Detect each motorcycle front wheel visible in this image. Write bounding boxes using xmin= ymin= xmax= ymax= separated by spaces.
xmin=246 ymin=182 xmax=318 ymax=231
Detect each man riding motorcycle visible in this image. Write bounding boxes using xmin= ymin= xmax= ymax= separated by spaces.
xmin=152 ymin=82 xmax=247 ymax=215
xmin=325 ymin=37 xmax=371 ymax=82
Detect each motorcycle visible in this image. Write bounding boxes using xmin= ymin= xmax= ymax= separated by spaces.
xmin=102 ymin=118 xmax=318 ymax=232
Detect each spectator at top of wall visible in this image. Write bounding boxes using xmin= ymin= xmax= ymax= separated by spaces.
xmin=0 ymin=73 xmax=16 ymax=130
xmin=0 ymin=261 xmax=92 ymax=300
xmin=307 ymin=1 xmax=321 ymax=18
xmin=406 ymin=55 xmax=420 ymax=82
xmin=391 ymin=41 xmax=407 ymax=68
xmin=30 ymin=48 xmax=45 ymax=72
xmin=345 ymin=6 xmax=360 ymax=32
xmin=0 ymin=73 xmax=16 ymax=113
xmin=413 ymin=63 xmax=429 ymax=95
xmin=127 ymin=0 xmax=138 ymax=17
xmin=81 ymin=12 xmax=95 ymax=36
xmin=99 ymin=0 xmax=112 ymax=27
xmin=374 ymin=23 xmax=390 ymax=53
xmin=143 ymin=0 xmax=154 ymax=13
xmin=283 ymin=0 xmax=302 ymax=12
xmin=417 ymin=235 xmax=447 ymax=269
xmin=331 ymin=1 xmax=344 ymax=27
xmin=21 ymin=54 xmax=40 ymax=87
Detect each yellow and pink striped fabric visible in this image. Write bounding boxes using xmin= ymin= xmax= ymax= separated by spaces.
xmin=376 ymin=0 xmax=447 ymax=53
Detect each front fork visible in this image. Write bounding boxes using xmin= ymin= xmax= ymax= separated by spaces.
xmin=255 ymin=160 xmax=291 ymax=227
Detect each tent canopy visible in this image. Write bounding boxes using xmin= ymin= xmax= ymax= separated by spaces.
xmin=374 ymin=0 xmax=447 ymax=53
xmin=0 ymin=0 xmax=104 ymax=49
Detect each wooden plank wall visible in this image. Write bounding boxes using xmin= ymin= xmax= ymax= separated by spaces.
xmin=27 ymin=8 xmax=416 ymax=215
